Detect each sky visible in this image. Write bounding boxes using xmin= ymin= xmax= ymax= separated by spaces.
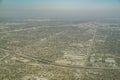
xmin=0 ymin=0 xmax=120 ymax=18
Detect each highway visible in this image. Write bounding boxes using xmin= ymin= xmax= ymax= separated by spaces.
xmin=14 ymin=53 xmax=120 ymax=70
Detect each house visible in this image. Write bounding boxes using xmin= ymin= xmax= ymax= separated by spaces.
xmin=105 ymin=58 xmax=116 ymax=67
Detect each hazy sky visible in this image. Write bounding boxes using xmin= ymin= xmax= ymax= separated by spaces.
xmin=0 ymin=0 xmax=120 ymax=18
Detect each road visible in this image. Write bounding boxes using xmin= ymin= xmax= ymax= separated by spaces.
xmin=0 ymin=54 xmax=10 ymax=61
xmin=84 ymin=29 xmax=97 ymax=65
xmin=13 ymin=52 xmax=120 ymax=70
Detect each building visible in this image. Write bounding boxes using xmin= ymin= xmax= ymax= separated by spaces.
xmin=105 ymin=58 xmax=116 ymax=67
